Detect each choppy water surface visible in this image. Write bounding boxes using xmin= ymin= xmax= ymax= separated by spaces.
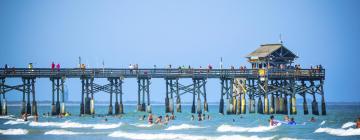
xmin=0 ymin=104 xmax=359 ymax=140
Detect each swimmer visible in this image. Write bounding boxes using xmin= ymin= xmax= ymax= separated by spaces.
xmin=170 ymin=113 xmax=175 ymax=120
xmin=155 ymin=116 xmax=162 ymax=124
xmin=288 ymin=117 xmax=296 ymax=125
xmin=269 ymin=115 xmax=278 ymax=126
xmin=148 ymin=113 xmax=153 ymax=124
xmin=309 ymin=117 xmax=316 ymax=122
xmin=207 ymin=115 xmax=211 ymax=120
xmin=198 ymin=113 xmax=202 ymax=121
xmin=139 ymin=115 xmax=145 ymax=120
xmin=357 ymin=117 xmax=360 ymax=128
xmin=164 ymin=114 xmax=170 ymax=125
xmin=284 ymin=115 xmax=290 ymax=122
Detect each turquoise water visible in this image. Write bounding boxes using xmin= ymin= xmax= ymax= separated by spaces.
xmin=0 ymin=104 xmax=359 ymax=140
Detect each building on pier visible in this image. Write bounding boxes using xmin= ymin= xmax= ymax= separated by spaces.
xmin=246 ymin=44 xmax=298 ymax=69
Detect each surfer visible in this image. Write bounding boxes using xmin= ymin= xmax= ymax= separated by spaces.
xmin=357 ymin=117 xmax=360 ymax=128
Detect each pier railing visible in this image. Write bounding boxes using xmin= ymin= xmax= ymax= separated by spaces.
xmin=0 ymin=68 xmax=324 ymax=79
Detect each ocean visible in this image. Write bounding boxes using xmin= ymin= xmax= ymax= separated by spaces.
xmin=0 ymin=104 xmax=359 ymax=140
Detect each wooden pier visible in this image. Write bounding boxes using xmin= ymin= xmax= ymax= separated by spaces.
xmin=0 ymin=43 xmax=326 ymax=116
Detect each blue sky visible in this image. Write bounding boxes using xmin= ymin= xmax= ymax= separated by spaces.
xmin=0 ymin=0 xmax=359 ymax=102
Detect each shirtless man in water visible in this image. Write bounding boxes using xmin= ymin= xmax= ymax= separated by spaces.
xmin=357 ymin=117 xmax=360 ymax=128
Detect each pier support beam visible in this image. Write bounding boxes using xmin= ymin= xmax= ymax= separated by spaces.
xmin=248 ymin=80 xmax=255 ymax=113
xmin=257 ymin=97 xmax=263 ymax=114
xmin=0 ymin=78 xmax=7 ymax=115
xmin=137 ymin=78 xmax=151 ymax=112
xmin=26 ymin=79 xmax=31 ymax=115
xmin=118 ymin=78 xmax=124 ymax=114
xmin=90 ymin=78 xmax=95 ymax=115
xmin=219 ymin=79 xmax=224 ymax=114
xmin=115 ymin=79 xmax=119 ymax=115
xmin=108 ymin=78 xmax=114 ymax=115
xmin=301 ymin=81 xmax=309 ymax=115
xmin=21 ymin=78 xmax=26 ymax=115
xmin=320 ymin=80 xmax=326 ymax=115
xmin=310 ymin=81 xmax=319 ymax=115
xmin=31 ymin=78 xmax=37 ymax=116
xmin=60 ymin=78 xmax=65 ymax=115
xmin=290 ymin=80 xmax=297 ymax=115
xmin=80 ymin=78 xmax=85 ymax=115
xmin=55 ymin=78 xmax=61 ymax=115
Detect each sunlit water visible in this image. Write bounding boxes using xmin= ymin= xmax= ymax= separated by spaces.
xmin=1 ymin=104 xmax=359 ymax=140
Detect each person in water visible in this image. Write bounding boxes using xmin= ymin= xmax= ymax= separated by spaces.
xmin=288 ymin=117 xmax=296 ymax=125
xmin=155 ymin=116 xmax=162 ymax=124
xmin=207 ymin=115 xmax=211 ymax=120
xmin=269 ymin=115 xmax=278 ymax=126
xmin=148 ymin=113 xmax=153 ymax=124
xmin=309 ymin=117 xmax=316 ymax=122
xmin=284 ymin=115 xmax=290 ymax=122
xmin=356 ymin=117 xmax=360 ymax=128
xmin=164 ymin=114 xmax=170 ymax=125
xmin=170 ymin=113 xmax=175 ymax=120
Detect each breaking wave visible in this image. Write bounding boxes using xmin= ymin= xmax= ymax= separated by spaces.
xmin=0 ymin=115 xmax=15 ymax=120
xmin=0 ymin=129 xmax=28 ymax=135
xmin=314 ymin=127 xmax=360 ymax=136
xmin=319 ymin=120 xmax=326 ymax=126
xmin=4 ymin=119 xmax=29 ymax=125
xmin=29 ymin=121 xmax=122 ymax=129
xmin=341 ymin=122 xmax=356 ymax=129
xmin=165 ymin=124 xmax=205 ymax=130
xmin=108 ymin=131 xmax=274 ymax=140
xmin=216 ymin=124 xmax=277 ymax=133
xmin=44 ymin=129 xmax=82 ymax=135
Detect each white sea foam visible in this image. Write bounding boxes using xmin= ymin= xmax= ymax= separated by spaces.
xmin=216 ymin=124 xmax=277 ymax=133
xmin=0 ymin=129 xmax=28 ymax=135
xmin=319 ymin=120 xmax=326 ymax=126
xmin=4 ymin=120 xmax=29 ymax=125
xmin=341 ymin=122 xmax=356 ymax=129
xmin=165 ymin=124 xmax=205 ymax=130
xmin=108 ymin=131 xmax=274 ymax=140
xmin=92 ymin=123 xmax=122 ymax=129
xmin=132 ymin=123 xmax=154 ymax=128
xmin=314 ymin=127 xmax=360 ymax=136
xmin=44 ymin=129 xmax=82 ymax=135
xmin=0 ymin=115 xmax=15 ymax=120
xmin=29 ymin=121 xmax=122 ymax=129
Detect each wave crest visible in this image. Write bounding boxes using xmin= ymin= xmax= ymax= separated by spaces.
xmin=165 ymin=124 xmax=205 ymax=130
xmin=217 ymin=124 xmax=277 ymax=133
xmin=314 ymin=127 xmax=360 ymax=136
xmin=108 ymin=131 xmax=274 ymax=140
xmin=29 ymin=121 xmax=122 ymax=129
xmin=341 ymin=122 xmax=356 ymax=129
xmin=44 ymin=129 xmax=81 ymax=135
xmin=0 ymin=129 xmax=28 ymax=135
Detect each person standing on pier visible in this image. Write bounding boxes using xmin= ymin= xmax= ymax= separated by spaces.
xmin=51 ymin=62 xmax=55 ymax=73
xmin=56 ymin=63 xmax=60 ymax=72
